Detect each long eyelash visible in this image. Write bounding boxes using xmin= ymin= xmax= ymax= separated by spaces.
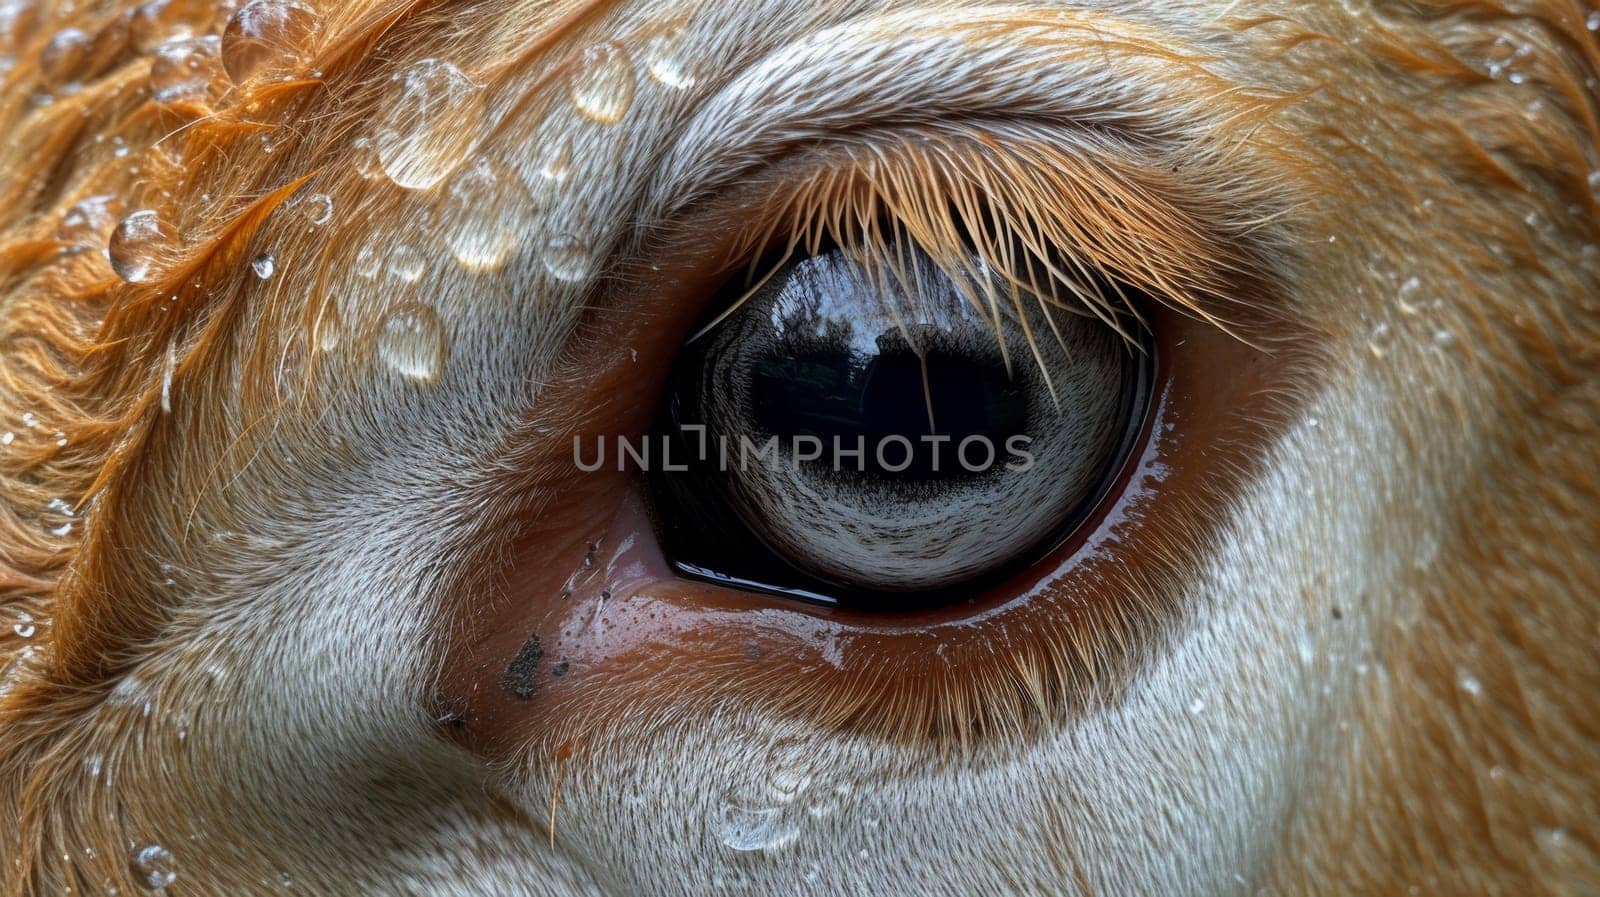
xmin=726 ymin=123 xmax=1283 ymax=378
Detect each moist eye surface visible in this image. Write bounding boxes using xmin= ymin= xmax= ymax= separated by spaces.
xmin=646 ymin=242 xmax=1153 ymax=609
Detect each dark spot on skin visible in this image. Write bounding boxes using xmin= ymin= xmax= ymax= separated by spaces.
xmin=551 ymin=659 xmax=570 ymax=677
xmin=1331 ymin=606 xmax=1343 ymax=621
xmin=503 ymin=634 xmax=545 ymax=700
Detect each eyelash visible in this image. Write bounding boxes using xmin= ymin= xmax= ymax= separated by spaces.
xmin=717 ymin=123 xmax=1253 ymax=359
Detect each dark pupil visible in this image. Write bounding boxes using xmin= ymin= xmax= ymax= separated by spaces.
xmin=749 ymin=333 xmax=1027 ymax=479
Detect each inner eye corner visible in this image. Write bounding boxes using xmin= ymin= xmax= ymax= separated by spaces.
xmin=636 ymin=226 xmax=1164 ymax=615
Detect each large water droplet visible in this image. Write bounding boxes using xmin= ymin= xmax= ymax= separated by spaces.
xmin=569 ymin=42 xmax=636 ymax=124
xmin=220 ymin=0 xmax=320 ymax=85
xmin=376 ymin=302 xmax=446 ymax=383
xmin=542 ymin=234 xmax=593 ymax=283
xmin=108 ymin=210 xmax=178 ymax=283
xmin=131 ymin=844 xmax=176 ymax=890
xmin=150 ymin=34 xmax=223 ymax=104
xmin=643 ymin=24 xmax=696 ymax=89
xmin=446 ymin=158 xmax=531 ymax=271
xmin=712 ymin=802 xmax=798 ymax=852
xmin=11 ymin=611 xmax=34 ymax=639
xmin=250 ymin=253 xmax=276 ymax=278
xmin=39 ymin=28 xmax=91 ymax=86
xmin=375 ymin=59 xmax=485 ymax=190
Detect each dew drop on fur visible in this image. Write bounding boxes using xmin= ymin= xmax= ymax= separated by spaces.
xmin=149 ymin=35 xmax=223 ymax=104
xmin=542 ymin=234 xmax=594 ymax=283
xmin=386 ymin=244 xmax=425 ymax=283
xmin=130 ymin=844 xmax=176 ymax=890
xmin=56 ymin=194 xmax=123 ymax=251
xmin=288 ymin=191 xmax=333 ymax=228
xmin=10 ymin=610 xmax=34 ymax=639
xmin=108 ymin=210 xmax=177 ymax=283
xmin=131 ymin=0 xmax=214 ymax=52
xmin=250 ymin=252 xmax=276 ymax=279
xmin=712 ymin=802 xmax=798 ymax=852
xmin=642 ymin=23 xmax=697 ymax=90
xmin=568 ymin=42 xmax=636 ymax=124
xmin=376 ymin=302 xmax=446 ymax=384
xmin=220 ymin=0 xmax=320 ymax=85
xmin=446 ymin=158 xmax=531 ymax=272
xmin=374 ymin=59 xmax=485 ymax=190
xmin=38 ymin=28 xmax=90 ymax=87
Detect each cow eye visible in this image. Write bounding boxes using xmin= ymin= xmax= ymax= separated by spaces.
xmin=644 ymin=238 xmax=1153 ymax=610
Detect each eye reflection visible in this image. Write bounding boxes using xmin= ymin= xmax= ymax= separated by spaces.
xmin=646 ymin=243 xmax=1152 ymax=607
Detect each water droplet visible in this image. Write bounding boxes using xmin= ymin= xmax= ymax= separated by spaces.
xmin=131 ymin=0 xmax=213 ymax=52
xmin=160 ymin=344 xmax=176 ymax=413
xmin=387 ymin=244 xmax=424 ymax=282
xmin=712 ymin=802 xmax=797 ymax=852
xmin=313 ymin=303 xmax=341 ymax=351
xmin=130 ymin=844 xmax=176 ymax=890
xmin=39 ymin=28 xmax=91 ymax=86
xmin=1588 ymin=11 xmax=1600 ymax=32
xmin=56 ymin=194 xmax=123 ymax=251
xmin=376 ymin=302 xmax=446 ymax=383
xmin=350 ymin=136 xmax=383 ymax=179
xmin=220 ymin=0 xmax=320 ymax=86
xmin=569 ymin=42 xmax=636 ymax=124
xmin=353 ymin=244 xmax=380 ymax=279
xmin=289 ymin=192 xmax=333 ymax=227
xmin=375 ymin=59 xmax=485 ymax=190
xmin=149 ymin=35 xmax=223 ymax=104
xmin=445 ymin=158 xmax=530 ymax=271
xmin=642 ymin=24 xmax=696 ymax=89
xmin=108 ymin=210 xmax=178 ymax=283
xmin=1188 ymin=697 xmax=1206 ymax=714
xmin=1457 ymin=669 xmax=1483 ymax=696
xmin=534 ymin=134 xmax=573 ymax=185
xmin=11 ymin=611 xmax=35 ymax=639
xmin=250 ymin=253 xmax=276 ymax=279
xmin=542 ymin=234 xmax=593 ymax=283
xmin=1395 ymin=276 xmax=1422 ymax=314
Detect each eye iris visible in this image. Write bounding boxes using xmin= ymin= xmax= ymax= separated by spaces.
xmin=647 ymin=245 xmax=1150 ymax=606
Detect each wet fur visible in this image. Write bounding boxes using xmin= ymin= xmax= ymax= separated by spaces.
xmin=1 ymin=0 xmax=1597 ymax=894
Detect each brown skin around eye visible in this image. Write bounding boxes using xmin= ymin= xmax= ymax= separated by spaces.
xmin=436 ymin=194 xmax=1311 ymax=765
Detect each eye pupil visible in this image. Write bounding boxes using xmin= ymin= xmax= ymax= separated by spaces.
xmin=751 ymin=340 xmax=1027 ymax=480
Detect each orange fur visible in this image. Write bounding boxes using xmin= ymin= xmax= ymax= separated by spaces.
xmin=0 ymin=0 xmax=1596 ymax=894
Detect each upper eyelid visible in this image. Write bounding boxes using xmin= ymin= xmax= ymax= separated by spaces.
xmin=641 ymin=8 xmax=1270 ymax=224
